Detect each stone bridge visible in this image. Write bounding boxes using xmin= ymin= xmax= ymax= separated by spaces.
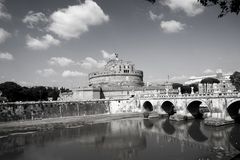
xmin=138 ymin=93 xmax=240 ymax=121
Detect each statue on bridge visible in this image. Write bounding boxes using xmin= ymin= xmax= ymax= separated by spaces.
xmin=178 ymin=87 xmax=182 ymax=95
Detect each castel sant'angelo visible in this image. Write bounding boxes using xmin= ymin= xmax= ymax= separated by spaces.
xmin=89 ymin=54 xmax=144 ymax=88
xmin=59 ymin=54 xmax=174 ymax=101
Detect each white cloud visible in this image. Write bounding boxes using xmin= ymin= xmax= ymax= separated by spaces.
xmin=0 ymin=0 xmax=11 ymax=20
xmin=48 ymin=57 xmax=74 ymax=67
xmin=36 ymin=68 xmax=56 ymax=77
xmin=161 ymin=0 xmax=204 ymax=16
xmin=23 ymin=11 xmax=48 ymax=29
xmin=149 ymin=11 xmax=163 ymax=21
xmin=80 ymin=57 xmax=106 ymax=69
xmin=26 ymin=34 xmax=60 ymax=50
xmin=62 ymin=70 xmax=87 ymax=77
xmin=203 ymin=69 xmax=214 ymax=74
xmin=101 ymin=50 xmax=115 ymax=59
xmin=0 ymin=52 xmax=13 ymax=60
xmin=160 ymin=20 xmax=185 ymax=33
xmin=48 ymin=0 xmax=109 ymax=40
xmin=0 ymin=27 xmax=10 ymax=43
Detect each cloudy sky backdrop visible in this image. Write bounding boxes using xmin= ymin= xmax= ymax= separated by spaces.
xmin=0 ymin=0 xmax=239 ymax=88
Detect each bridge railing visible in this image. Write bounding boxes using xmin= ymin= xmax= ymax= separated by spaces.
xmin=138 ymin=92 xmax=240 ymax=99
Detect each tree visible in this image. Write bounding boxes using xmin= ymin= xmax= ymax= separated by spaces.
xmin=145 ymin=0 xmax=240 ymax=17
xmin=172 ymin=83 xmax=183 ymax=90
xmin=181 ymin=85 xmax=192 ymax=94
xmin=200 ymin=77 xmax=220 ymax=84
xmin=60 ymin=87 xmax=71 ymax=93
xmin=230 ymin=71 xmax=240 ymax=91
xmin=189 ymin=83 xmax=199 ymax=93
xmin=145 ymin=0 xmax=156 ymax=3
xmin=0 ymin=82 xmax=23 ymax=102
xmin=200 ymin=77 xmax=220 ymax=93
xmin=180 ymin=84 xmax=199 ymax=94
xmin=0 ymin=81 xmax=69 ymax=102
xmin=47 ymin=87 xmax=60 ymax=101
xmin=198 ymin=0 xmax=240 ymax=17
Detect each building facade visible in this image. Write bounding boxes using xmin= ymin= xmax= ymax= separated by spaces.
xmin=185 ymin=70 xmax=235 ymax=94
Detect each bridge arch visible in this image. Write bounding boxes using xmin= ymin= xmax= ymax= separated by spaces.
xmin=187 ymin=100 xmax=208 ymax=119
xmin=161 ymin=101 xmax=175 ymax=116
xmin=227 ymin=100 xmax=240 ymax=123
xmin=143 ymin=101 xmax=153 ymax=112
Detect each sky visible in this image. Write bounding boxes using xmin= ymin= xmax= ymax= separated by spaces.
xmin=0 ymin=0 xmax=240 ymax=88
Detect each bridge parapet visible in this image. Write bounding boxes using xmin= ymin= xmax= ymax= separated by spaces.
xmin=139 ymin=92 xmax=240 ymax=99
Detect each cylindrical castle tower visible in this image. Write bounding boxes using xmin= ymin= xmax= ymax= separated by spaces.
xmin=88 ymin=54 xmax=144 ymax=87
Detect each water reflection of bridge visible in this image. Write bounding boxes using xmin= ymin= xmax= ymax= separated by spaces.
xmin=141 ymin=118 xmax=240 ymax=157
xmin=0 ymin=118 xmax=240 ymax=160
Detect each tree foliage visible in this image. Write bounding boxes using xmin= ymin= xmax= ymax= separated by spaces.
xmin=145 ymin=0 xmax=240 ymax=17
xmin=145 ymin=0 xmax=156 ymax=4
xmin=0 ymin=81 xmax=70 ymax=102
xmin=181 ymin=83 xmax=199 ymax=94
xmin=172 ymin=83 xmax=183 ymax=90
xmin=200 ymin=77 xmax=220 ymax=84
xmin=198 ymin=0 xmax=240 ymax=17
xmin=0 ymin=82 xmax=23 ymax=102
xmin=172 ymin=83 xmax=198 ymax=94
xmin=230 ymin=71 xmax=240 ymax=91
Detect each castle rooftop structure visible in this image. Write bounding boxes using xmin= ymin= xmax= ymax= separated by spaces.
xmin=89 ymin=54 xmax=144 ymax=87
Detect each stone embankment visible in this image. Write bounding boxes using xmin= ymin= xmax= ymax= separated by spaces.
xmin=0 ymin=112 xmax=142 ymax=136
xmin=0 ymin=98 xmax=134 ymax=122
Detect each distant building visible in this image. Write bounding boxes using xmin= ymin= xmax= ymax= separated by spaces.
xmin=185 ymin=70 xmax=235 ymax=94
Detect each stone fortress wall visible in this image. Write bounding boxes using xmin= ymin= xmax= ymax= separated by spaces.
xmin=89 ymin=54 xmax=144 ymax=87
xmin=89 ymin=72 xmax=143 ymax=87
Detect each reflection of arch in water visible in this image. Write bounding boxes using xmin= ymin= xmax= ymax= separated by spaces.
xmin=229 ymin=124 xmax=240 ymax=151
xmin=143 ymin=118 xmax=160 ymax=129
xmin=227 ymin=100 xmax=240 ymax=123
xmin=162 ymin=119 xmax=175 ymax=135
xmin=143 ymin=101 xmax=153 ymax=111
xmin=161 ymin=101 xmax=175 ymax=116
xmin=187 ymin=100 xmax=205 ymax=119
xmin=143 ymin=119 xmax=154 ymax=129
xmin=188 ymin=120 xmax=208 ymax=142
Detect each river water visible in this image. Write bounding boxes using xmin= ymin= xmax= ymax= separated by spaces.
xmin=0 ymin=118 xmax=240 ymax=160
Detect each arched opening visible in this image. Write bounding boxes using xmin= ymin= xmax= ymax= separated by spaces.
xmin=187 ymin=101 xmax=203 ymax=119
xmin=143 ymin=101 xmax=153 ymax=112
xmin=227 ymin=101 xmax=240 ymax=123
xmin=161 ymin=101 xmax=175 ymax=115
